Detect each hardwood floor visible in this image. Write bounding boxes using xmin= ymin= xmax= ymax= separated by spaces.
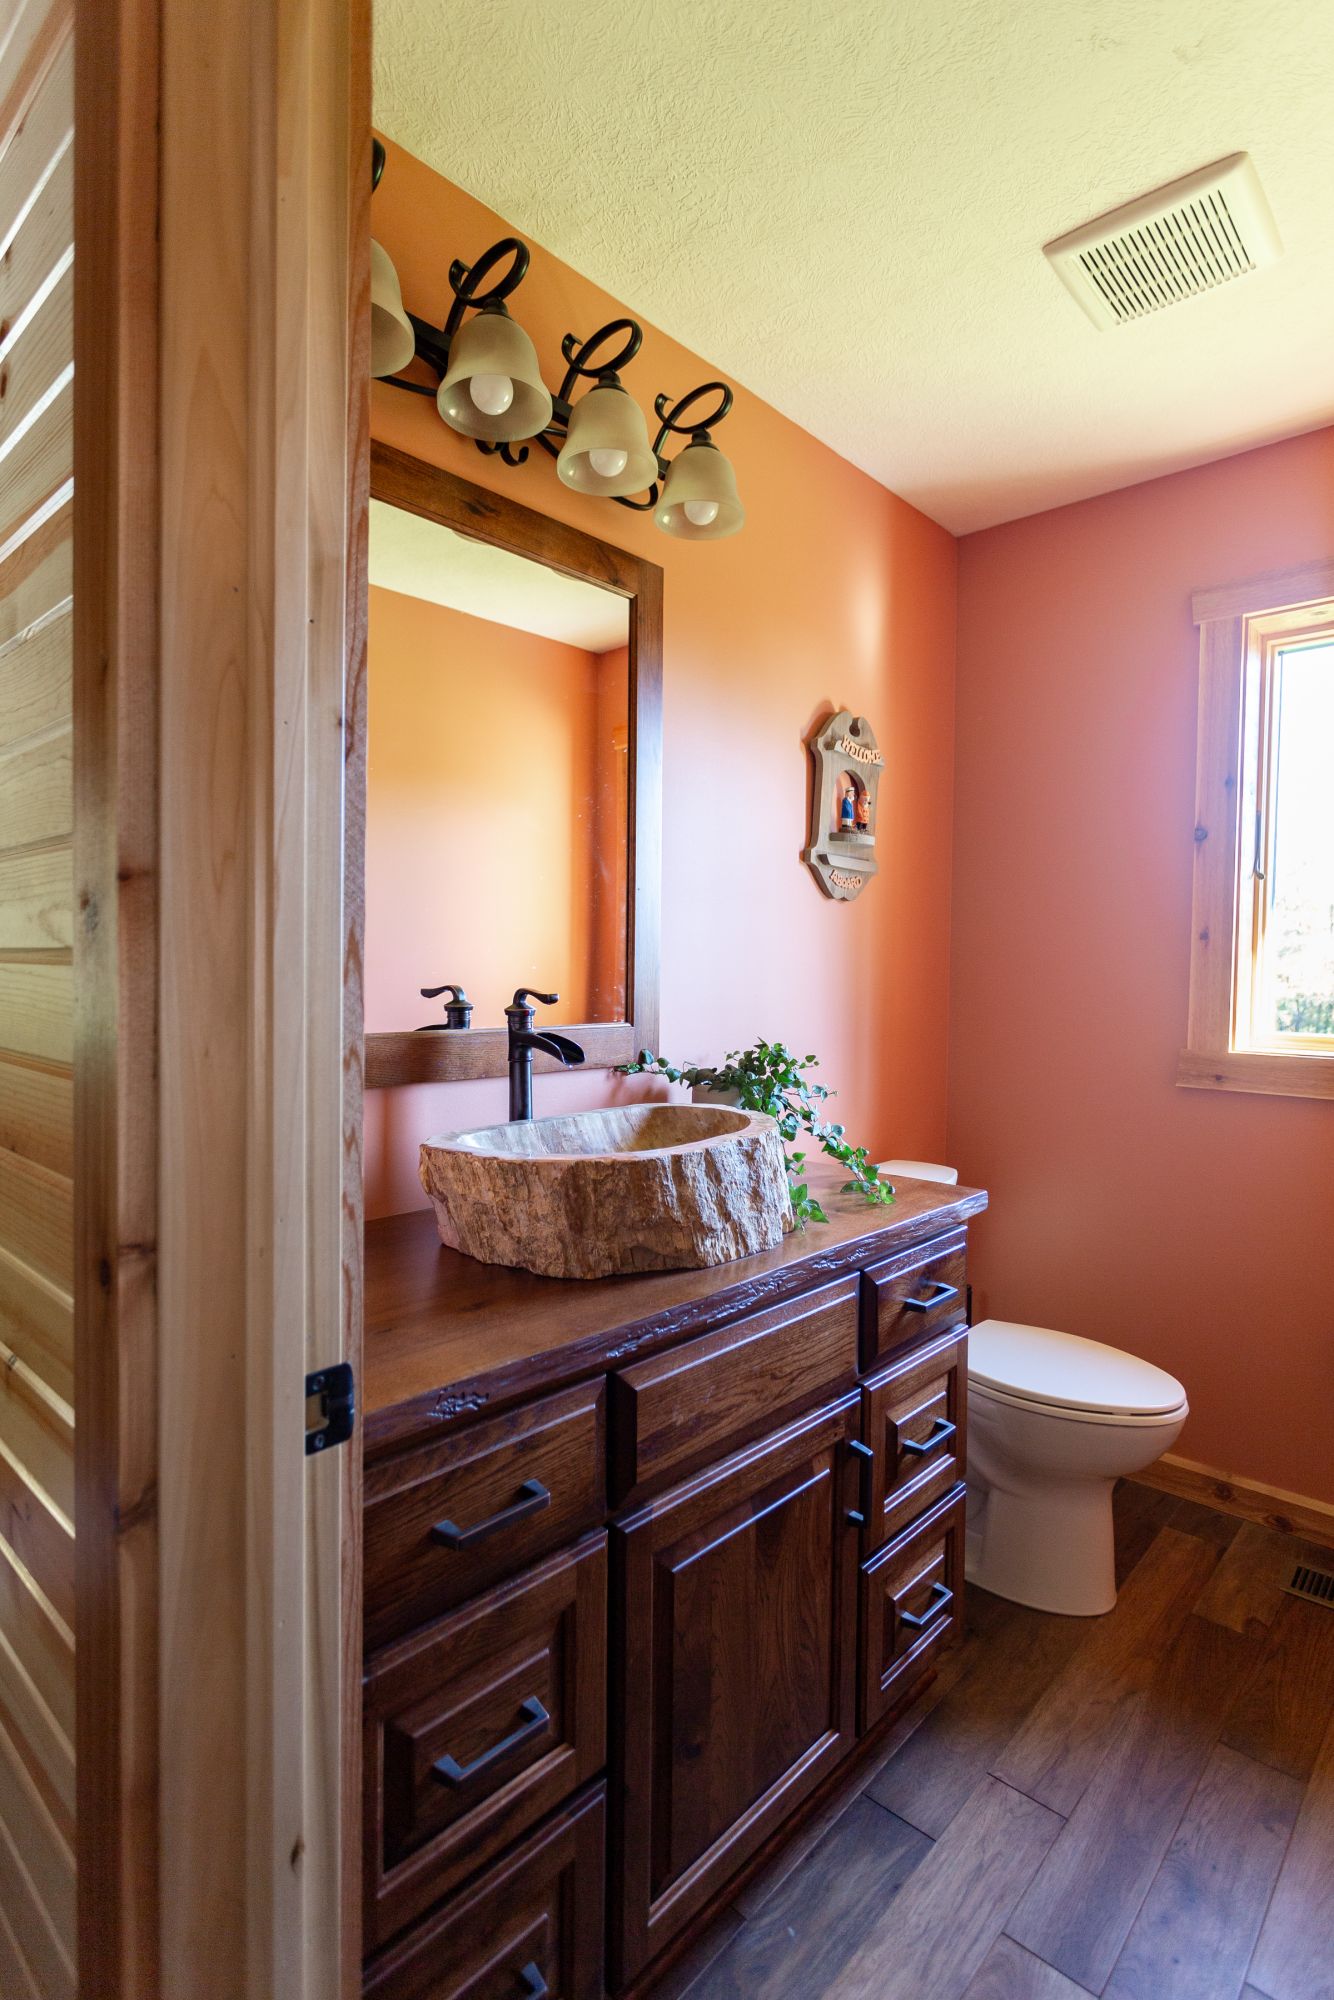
xmin=661 ymin=1482 xmax=1334 ymax=2000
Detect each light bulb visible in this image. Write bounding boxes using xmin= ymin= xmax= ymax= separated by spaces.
xmin=588 ymin=446 xmax=629 ymax=480
xmin=683 ymin=499 xmax=720 ymax=528
xmin=469 ymin=372 xmax=515 ymax=417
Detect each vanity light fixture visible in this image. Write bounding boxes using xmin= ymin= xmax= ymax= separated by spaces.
xmin=369 ymin=143 xmax=744 ymax=539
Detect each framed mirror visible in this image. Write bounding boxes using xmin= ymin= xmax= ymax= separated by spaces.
xmin=363 ymin=443 xmax=661 ymax=1088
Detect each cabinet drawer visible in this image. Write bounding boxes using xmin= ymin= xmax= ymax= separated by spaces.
xmin=859 ymin=1484 xmax=965 ymax=1732
xmin=363 ymin=1782 xmax=605 ymax=2000
xmin=608 ymin=1275 xmax=859 ymax=1504
xmin=859 ymin=1229 xmax=967 ymax=1370
xmin=860 ymin=1326 xmax=967 ymax=1553
xmin=365 ymin=1381 xmax=606 ymax=1650
xmin=364 ymin=1532 xmax=607 ymax=1951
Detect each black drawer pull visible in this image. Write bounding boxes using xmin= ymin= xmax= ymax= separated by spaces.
xmin=519 ymin=1964 xmax=549 ymax=1999
xmin=899 ymin=1581 xmax=953 ymax=1631
xmin=900 ymin=1416 xmax=957 ymax=1459
xmin=430 ymin=1477 xmax=551 ymax=1551
xmin=846 ymin=1439 xmax=875 ymax=1525
xmin=432 ymin=1695 xmax=550 ymax=1789
xmin=903 ymin=1278 xmax=961 ymax=1314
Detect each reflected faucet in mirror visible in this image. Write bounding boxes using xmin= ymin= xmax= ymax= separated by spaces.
xmin=417 ymin=983 xmax=474 ymax=1030
xmin=506 ymin=989 xmax=585 ymax=1121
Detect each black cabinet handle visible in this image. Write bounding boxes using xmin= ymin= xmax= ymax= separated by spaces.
xmin=519 ymin=1964 xmax=549 ymax=1999
xmin=900 ymin=1416 xmax=957 ymax=1459
xmin=432 ymin=1695 xmax=550 ymax=1789
xmin=430 ymin=1478 xmax=551 ymax=1551
xmin=903 ymin=1278 xmax=961 ymax=1314
xmin=899 ymin=1581 xmax=953 ymax=1631
xmin=845 ymin=1439 xmax=875 ymax=1525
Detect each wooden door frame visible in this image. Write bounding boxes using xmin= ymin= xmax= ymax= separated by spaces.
xmin=72 ymin=0 xmax=370 ymax=1991
xmin=73 ymin=0 xmax=162 ymax=1990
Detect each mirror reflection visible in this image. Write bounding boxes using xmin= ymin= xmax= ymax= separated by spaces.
xmin=365 ymin=500 xmax=630 ymax=1032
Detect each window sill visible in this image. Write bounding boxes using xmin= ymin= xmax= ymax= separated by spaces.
xmin=1177 ymin=1048 xmax=1334 ymax=1100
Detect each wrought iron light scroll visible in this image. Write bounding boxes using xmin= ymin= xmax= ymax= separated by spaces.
xmin=369 ymin=142 xmax=744 ymax=540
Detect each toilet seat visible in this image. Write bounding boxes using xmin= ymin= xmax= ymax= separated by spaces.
xmin=969 ymin=1319 xmax=1188 ymax=1422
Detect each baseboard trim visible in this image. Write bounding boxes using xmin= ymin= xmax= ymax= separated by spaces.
xmin=1133 ymin=1453 xmax=1334 ymax=1548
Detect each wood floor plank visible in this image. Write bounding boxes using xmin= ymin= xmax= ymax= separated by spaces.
xmin=1194 ymin=1522 xmax=1334 ymax=1636
xmin=1006 ymin=1614 xmax=1260 ymax=1992
xmin=1101 ymin=1744 xmax=1302 ymax=2000
xmin=1222 ymin=1593 xmax=1334 ymax=1781
xmin=824 ymin=1779 xmax=1063 ymax=2000
xmin=1167 ymin=1494 xmax=1245 ymax=1550
xmin=1248 ymin=1710 xmax=1334 ymax=2000
xmin=1114 ymin=1478 xmax=1181 ymax=1585
xmin=992 ymin=1528 xmax=1220 ymax=1815
xmin=686 ymin=1798 xmax=931 ymax=1997
xmin=652 ymin=1909 xmax=744 ymax=2000
xmin=868 ymin=1596 xmax=1087 ymax=1838
xmin=959 ymin=1936 xmax=1091 ymax=1999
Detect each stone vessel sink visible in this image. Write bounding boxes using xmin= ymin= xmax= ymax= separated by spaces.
xmin=419 ymin=1104 xmax=791 ymax=1281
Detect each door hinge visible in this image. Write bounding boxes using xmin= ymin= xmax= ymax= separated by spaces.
xmin=305 ymin=1362 xmax=355 ymax=1455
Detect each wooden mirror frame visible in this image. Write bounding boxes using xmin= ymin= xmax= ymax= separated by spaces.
xmin=362 ymin=442 xmax=662 ymax=1089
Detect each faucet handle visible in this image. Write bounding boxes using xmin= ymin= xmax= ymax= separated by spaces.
xmin=420 ymin=983 xmax=473 ymax=1029
xmin=510 ymin=988 xmax=559 ymax=1010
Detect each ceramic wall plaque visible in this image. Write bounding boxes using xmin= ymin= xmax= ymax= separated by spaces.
xmin=803 ymin=708 xmax=882 ymax=900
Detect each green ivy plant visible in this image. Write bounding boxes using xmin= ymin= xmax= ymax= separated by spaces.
xmin=620 ymin=1039 xmax=894 ymax=1227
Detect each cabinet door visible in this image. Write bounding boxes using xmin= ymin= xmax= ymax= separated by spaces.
xmin=611 ymin=1393 xmax=861 ymax=1986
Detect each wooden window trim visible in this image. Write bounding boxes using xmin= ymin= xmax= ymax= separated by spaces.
xmin=1181 ymin=561 xmax=1334 ymax=1099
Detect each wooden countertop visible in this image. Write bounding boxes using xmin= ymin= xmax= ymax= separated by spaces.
xmin=362 ymin=1165 xmax=986 ymax=1460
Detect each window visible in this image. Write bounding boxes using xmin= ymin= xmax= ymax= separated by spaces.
xmin=1182 ymin=564 xmax=1334 ymax=1098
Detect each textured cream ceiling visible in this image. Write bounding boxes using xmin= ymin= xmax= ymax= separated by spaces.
xmin=369 ymin=499 xmax=628 ymax=651
xmin=373 ymin=0 xmax=1334 ymax=534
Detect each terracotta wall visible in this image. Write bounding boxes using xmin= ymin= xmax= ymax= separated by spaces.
xmin=366 ymin=585 xmax=624 ymax=1032
xmin=948 ymin=426 xmax=1334 ymax=1504
xmin=365 ymin=139 xmax=958 ymax=1218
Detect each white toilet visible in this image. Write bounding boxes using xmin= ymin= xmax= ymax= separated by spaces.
xmin=966 ymin=1320 xmax=1187 ymax=1616
xmin=878 ymin=1162 xmax=1188 ymax=1618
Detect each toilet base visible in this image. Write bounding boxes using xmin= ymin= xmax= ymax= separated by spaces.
xmin=965 ymin=1476 xmax=1117 ymax=1617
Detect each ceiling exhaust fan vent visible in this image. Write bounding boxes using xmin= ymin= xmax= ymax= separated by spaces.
xmin=1044 ymin=153 xmax=1281 ymax=330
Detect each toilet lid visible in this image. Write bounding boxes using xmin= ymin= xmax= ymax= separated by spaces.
xmin=969 ymin=1319 xmax=1186 ymax=1417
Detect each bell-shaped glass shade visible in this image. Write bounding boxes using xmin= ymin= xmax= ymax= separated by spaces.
xmin=556 ymin=382 xmax=658 ymax=497
xmin=371 ymin=240 xmax=415 ymax=378
xmin=436 ymin=307 xmax=553 ymax=442
xmin=654 ymin=439 xmax=744 ymax=539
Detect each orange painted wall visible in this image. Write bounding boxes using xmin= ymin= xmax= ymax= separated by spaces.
xmin=948 ymin=426 xmax=1334 ymax=1505
xmin=366 ymin=586 xmax=624 ymax=1032
xmin=365 ymin=139 xmax=958 ymax=1218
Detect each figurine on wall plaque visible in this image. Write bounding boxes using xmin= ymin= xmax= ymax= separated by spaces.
xmin=804 ymin=708 xmax=883 ymax=900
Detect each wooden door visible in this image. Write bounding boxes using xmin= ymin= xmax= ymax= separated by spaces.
xmin=67 ymin=0 xmax=371 ymax=1991
xmin=611 ymin=1393 xmax=861 ymax=1986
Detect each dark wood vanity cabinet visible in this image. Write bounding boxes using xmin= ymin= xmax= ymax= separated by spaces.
xmin=361 ymin=1178 xmax=984 ymax=1997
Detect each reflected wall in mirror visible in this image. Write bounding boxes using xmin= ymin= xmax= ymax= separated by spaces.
xmin=362 ymin=443 xmax=662 ymax=1091
xmin=366 ymin=500 xmax=630 ymax=1031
